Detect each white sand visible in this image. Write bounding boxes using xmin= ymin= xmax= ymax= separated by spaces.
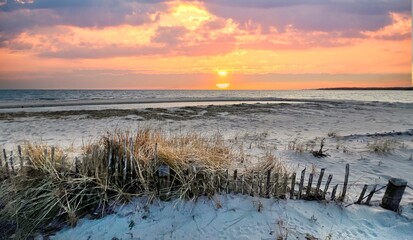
xmin=54 ymin=195 xmax=413 ymax=240
xmin=1 ymin=100 xmax=413 ymax=239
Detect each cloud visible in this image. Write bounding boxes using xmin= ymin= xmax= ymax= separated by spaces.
xmin=152 ymin=26 xmax=188 ymax=45
xmin=0 ymin=0 xmax=164 ymax=38
xmin=0 ymin=0 xmax=410 ymax=63
xmin=362 ymin=12 xmax=411 ymax=40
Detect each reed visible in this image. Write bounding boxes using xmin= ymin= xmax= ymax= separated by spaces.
xmin=0 ymin=129 xmax=237 ymax=237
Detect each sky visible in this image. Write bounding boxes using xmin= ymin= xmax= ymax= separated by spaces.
xmin=0 ymin=0 xmax=411 ymax=90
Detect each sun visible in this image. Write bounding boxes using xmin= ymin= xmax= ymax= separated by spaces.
xmin=218 ymin=70 xmax=228 ymax=77
xmin=216 ymin=83 xmax=230 ymax=89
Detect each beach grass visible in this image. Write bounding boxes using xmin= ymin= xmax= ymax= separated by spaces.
xmin=0 ymin=128 xmax=289 ymax=237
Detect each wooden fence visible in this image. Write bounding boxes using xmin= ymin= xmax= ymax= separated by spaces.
xmin=0 ymin=146 xmax=410 ymax=211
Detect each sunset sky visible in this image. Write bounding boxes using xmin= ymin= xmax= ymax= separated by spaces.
xmin=0 ymin=0 xmax=411 ymax=90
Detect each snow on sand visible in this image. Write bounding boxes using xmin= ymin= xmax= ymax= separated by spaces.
xmin=1 ymin=100 xmax=413 ymax=239
xmin=54 ymin=195 xmax=413 ymax=240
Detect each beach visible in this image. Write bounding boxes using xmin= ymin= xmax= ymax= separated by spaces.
xmin=1 ymin=94 xmax=413 ymax=239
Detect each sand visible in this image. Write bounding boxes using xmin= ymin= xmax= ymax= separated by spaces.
xmin=1 ymin=99 xmax=413 ymax=239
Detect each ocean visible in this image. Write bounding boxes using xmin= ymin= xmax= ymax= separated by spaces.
xmin=0 ymin=90 xmax=412 ymax=112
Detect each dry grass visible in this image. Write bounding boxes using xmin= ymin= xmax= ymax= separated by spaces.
xmin=0 ymin=128 xmax=289 ymax=237
xmin=0 ymin=129 xmax=237 ymax=237
xmin=367 ymin=138 xmax=399 ymax=154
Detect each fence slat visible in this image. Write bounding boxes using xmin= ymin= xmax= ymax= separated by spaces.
xmin=290 ymin=172 xmax=296 ymax=199
xmin=2 ymin=148 xmax=6 ymax=167
xmin=241 ymin=175 xmax=245 ymax=195
xmin=18 ymin=145 xmax=23 ymax=170
xmin=233 ymin=170 xmax=238 ymax=193
xmin=250 ymin=173 xmax=255 ymax=197
xmin=266 ymin=169 xmax=271 ymax=198
xmin=356 ymin=184 xmax=368 ymax=204
xmin=123 ymin=140 xmax=127 ymax=184
xmin=323 ymin=174 xmax=333 ymax=200
xmin=51 ymin=146 xmax=55 ymax=166
xmin=340 ymin=164 xmax=350 ymax=201
xmin=298 ymin=168 xmax=306 ymax=199
xmin=331 ymin=184 xmax=338 ymax=201
xmin=365 ymin=184 xmax=376 ymax=205
xmin=9 ymin=151 xmax=15 ymax=173
xmin=129 ymin=137 xmax=134 ymax=180
xmin=306 ymin=173 xmax=313 ymax=198
xmin=282 ymin=174 xmax=288 ymax=198
xmin=226 ymin=169 xmax=230 ymax=194
xmin=273 ymin=173 xmax=279 ymax=197
xmin=315 ymin=168 xmax=325 ymax=198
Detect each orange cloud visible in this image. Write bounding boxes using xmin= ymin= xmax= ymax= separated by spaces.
xmin=0 ymin=1 xmax=411 ymax=89
xmin=362 ymin=12 xmax=411 ymax=40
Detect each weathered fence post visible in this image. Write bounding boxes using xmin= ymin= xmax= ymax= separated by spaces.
xmin=356 ymin=184 xmax=368 ymax=204
xmin=18 ymin=145 xmax=23 ymax=170
xmin=298 ymin=168 xmax=306 ymax=199
xmin=273 ymin=173 xmax=279 ymax=197
xmin=226 ymin=169 xmax=230 ymax=194
xmin=282 ymin=174 xmax=288 ymax=198
xmin=129 ymin=137 xmax=134 ymax=180
xmin=323 ymin=174 xmax=333 ymax=200
xmin=266 ymin=169 xmax=271 ymax=198
xmin=365 ymin=184 xmax=376 ymax=205
xmin=250 ymin=173 xmax=255 ymax=197
xmin=331 ymin=184 xmax=338 ymax=201
xmin=108 ymin=141 xmax=113 ymax=176
xmin=290 ymin=172 xmax=296 ymax=199
xmin=51 ymin=146 xmax=55 ymax=167
xmin=3 ymin=149 xmax=10 ymax=177
xmin=158 ymin=164 xmax=170 ymax=200
xmin=340 ymin=164 xmax=350 ymax=201
xmin=75 ymin=157 xmax=80 ymax=174
xmin=2 ymin=148 xmax=6 ymax=167
xmin=381 ymin=178 xmax=407 ymax=211
xmin=306 ymin=173 xmax=313 ymax=198
xmin=258 ymin=174 xmax=263 ymax=197
xmin=9 ymin=151 xmax=15 ymax=173
xmin=315 ymin=168 xmax=325 ymax=198
xmin=233 ymin=169 xmax=238 ymax=193
xmin=241 ymin=175 xmax=245 ymax=195
xmin=123 ymin=139 xmax=127 ymax=184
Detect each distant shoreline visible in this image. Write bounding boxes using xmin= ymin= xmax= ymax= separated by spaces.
xmin=316 ymin=87 xmax=413 ymax=91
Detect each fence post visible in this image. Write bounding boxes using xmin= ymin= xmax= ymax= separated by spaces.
xmin=290 ymin=172 xmax=296 ymax=199
xmin=323 ymin=174 xmax=333 ymax=200
xmin=381 ymin=178 xmax=407 ymax=211
xmin=306 ymin=173 xmax=313 ymax=199
xmin=331 ymin=184 xmax=338 ymax=201
xmin=123 ymin=139 xmax=127 ymax=184
xmin=298 ymin=168 xmax=306 ymax=199
xmin=226 ymin=169 xmax=230 ymax=194
xmin=356 ymin=184 xmax=368 ymax=204
xmin=18 ymin=145 xmax=23 ymax=170
xmin=250 ymin=173 xmax=255 ymax=197
xmin=273 ymin=173 xmax=279 ymax=197
xmin=9 ymin=151 xmax=15 ymax=174
xmin=365 ymin=184 xmax=376 ymax=205
xmin=158 ymin=164 xmax=170 ymax=200
xmin=51 ymin=146 xmax=55 ymax=167
xmin=241 ymin=175 xmax=245 ymax=195
xmin=282 ymin=174 xmax=288 ymax=198
xmin=233 ymin=170 xmax=238 ymax=193
xmin=266 ymin=169 xmax=271 ymax=198
xmin=2 ymin=148 xmax=6 ymax=167
xmin=340 ymin=164 xmax=350 ymax=201
xmin=315 ymin=168 xmax=325 ymax=198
